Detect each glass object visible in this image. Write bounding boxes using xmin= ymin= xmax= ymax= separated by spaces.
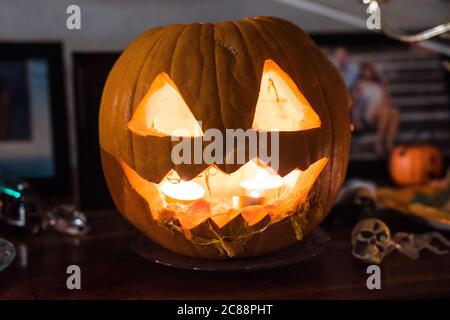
xmin=42 ymin=204 xmax=89 ymax=236
xmin=0 ymin=238 xmax=15 ymax=272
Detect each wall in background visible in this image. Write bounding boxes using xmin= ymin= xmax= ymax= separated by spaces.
xmin=0 ymin=0 xmax=361 ymax=51
xmin=2 ymin=0 xmax=447 ymax=51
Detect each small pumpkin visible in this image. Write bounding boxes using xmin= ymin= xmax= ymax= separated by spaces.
xmin=389 ymin=145 xmax=444 ymax=186
xmin=99 ymin=16 xmax=351 ymax=259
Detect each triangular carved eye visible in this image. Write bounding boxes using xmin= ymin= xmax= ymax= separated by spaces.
xmin=252 ymin=60 xmax=321 ymax=132
xmin=128 ymin=73 xmax=203 ymax=137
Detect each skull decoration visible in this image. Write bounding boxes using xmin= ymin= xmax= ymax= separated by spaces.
xmin=351 ymin=219 xmax=392 ymax=264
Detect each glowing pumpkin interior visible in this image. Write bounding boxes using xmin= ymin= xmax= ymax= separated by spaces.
xmin=125 ymin=59 xmax=326 ymax=230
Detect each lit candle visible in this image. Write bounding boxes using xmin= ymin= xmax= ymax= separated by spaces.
xmin=234 ymin=168 xmax=283 ymax=208
xmin=232 ymin=195 xmax=240 ymax=209
xmin=250 ymin=190 xmax=260 ymax=198
xmin=240 ymin=168 xmax=283 ymax=196
xmin=160 ymin=180 xmax=205 ymax=204
xmin=232 ymin=191 xmax=267 ymax=209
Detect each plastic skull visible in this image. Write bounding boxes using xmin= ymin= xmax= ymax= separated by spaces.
xmin=351 ymin=218 xmax=391 ymax=264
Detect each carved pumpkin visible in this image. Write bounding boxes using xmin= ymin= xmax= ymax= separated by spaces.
xmin=389 ymin=145 xmax=443 ymax=186
xmin=99 ymin=16 xmax=351 ymax=259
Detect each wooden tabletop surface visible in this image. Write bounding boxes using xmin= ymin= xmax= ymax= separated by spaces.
xmin=1 ymin=210 xmax=450 ymax=300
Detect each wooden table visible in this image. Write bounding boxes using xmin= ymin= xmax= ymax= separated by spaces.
xmin=1 ymin=210 xmax=450 ymax=299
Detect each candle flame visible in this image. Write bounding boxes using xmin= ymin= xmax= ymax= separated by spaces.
xmin=160 ymin=180 xmax=205 ymax=201
xmin=232 ymin=195 xmax=240 ymax=209
xmin=250 ymin=190 xmax=260 ymax=198
xmin=240 ymin=166 xmax=283 ymax=191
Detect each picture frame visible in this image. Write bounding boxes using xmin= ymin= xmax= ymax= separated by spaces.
xmin=0 ymin=42 xmax=71 ymax=195
xmin=73 ymin=52 xmax=119 ymax=210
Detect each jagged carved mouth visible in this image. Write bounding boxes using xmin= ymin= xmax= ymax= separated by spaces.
xmin=121 ymin=157 xmax=328 ymax=230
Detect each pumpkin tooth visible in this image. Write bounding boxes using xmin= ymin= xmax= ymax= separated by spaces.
xmin=241 ymin=205 xmax=273 ymax=226
xmin=177 ymin=199 xmax=211 ymax=229
xmin=211 ymin=209 xmax=241 ymax=229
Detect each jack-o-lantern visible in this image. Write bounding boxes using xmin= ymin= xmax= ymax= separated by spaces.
xmin=99 ymin=16 xmax=351 ymax=259
xmin=389 ymin=145 xmax=443 ymax=186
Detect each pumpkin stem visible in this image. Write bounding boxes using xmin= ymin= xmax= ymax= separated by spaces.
xmin=268 ymin=78 xmax=280 ymax=103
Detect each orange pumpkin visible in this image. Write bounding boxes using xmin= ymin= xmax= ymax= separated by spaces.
xmin=389 ymin=145 xmax=444 ymax=186
xmin=99 ymin=16 xmax=351 ymax=259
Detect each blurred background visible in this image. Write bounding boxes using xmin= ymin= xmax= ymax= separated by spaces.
xmin=0 ymin=0 xmax=449 ymax=211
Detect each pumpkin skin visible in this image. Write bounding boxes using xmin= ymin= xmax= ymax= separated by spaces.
xmin=390 ymin=145 xmax=443 ymax=186
xmin=99 ymin=16 xmax=351 ymax=259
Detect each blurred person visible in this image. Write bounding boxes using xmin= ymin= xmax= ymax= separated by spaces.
xmin=332 ymin=47 xmax=359 ymax=92
xmin=353 ymin=61 xmax=400 ymax=156
xmin=332 ymin=47 xmax=367 ymax=134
